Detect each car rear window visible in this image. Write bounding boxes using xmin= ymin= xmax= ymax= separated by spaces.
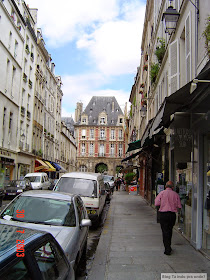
xmin=55 ymin=177 xmax=97 ymax=197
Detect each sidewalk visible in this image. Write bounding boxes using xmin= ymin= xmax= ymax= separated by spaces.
xmin=88 ymin=191 xmax=210 ymax=280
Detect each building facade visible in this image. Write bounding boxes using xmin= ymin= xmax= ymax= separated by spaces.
xmin=125 ymin=0 xmax=210 ymax=256
xmin=0 ymin=0 xmax=76 ymax=183
xmin=74 ymin=97 xmax=126 ymax=176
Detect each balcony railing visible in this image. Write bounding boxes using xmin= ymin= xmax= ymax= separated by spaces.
xmin=99 ymin=136 xmax=106 ymax=140
xmin=98 ymin=153 xmax=105 ymax=157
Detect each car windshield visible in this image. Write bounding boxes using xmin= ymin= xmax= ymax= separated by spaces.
xmin=103 ymin=176 xmax=114 ymax=182
xmin=55 ymin=178 xmax=97 ymax=197
xmin=25 ymin=176 xmax=41 ymax=183
xmin=0 ymin=196 xmax=76 ymax=227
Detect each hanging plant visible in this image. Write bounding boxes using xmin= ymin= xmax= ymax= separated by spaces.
xmin=140 ymin=83 xmax=145 ymax=88
xmin=155 ymin=38 xmax=166 ymax=64
xmin=202 ymin=16 xmax=210 ymax=58
xmin=139 ymin=90 xmax=144 ymax=94
xmin=150 ymin=63 xmax=160 ymax=84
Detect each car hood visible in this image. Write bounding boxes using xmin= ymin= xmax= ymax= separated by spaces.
xmin=0 ymin=218 xmax=76 ymax=251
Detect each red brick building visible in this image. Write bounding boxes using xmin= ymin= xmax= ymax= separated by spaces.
xmin=74 ymin=96 xmax=126 ymax=176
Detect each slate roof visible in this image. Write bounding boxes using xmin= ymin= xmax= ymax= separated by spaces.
xmin=80 ymin=96 xmax=123 ymax=126
xmin=61 ymin=117 xmax=75 ymax=134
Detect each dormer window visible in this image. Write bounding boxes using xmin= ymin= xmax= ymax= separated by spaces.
xmin=100 ymin=117 xmax=106 ymax=124
xmin=119 ymin=118 xmax=123 ymax=123
xmin=82 ymin=118 xmax=86 ymax=124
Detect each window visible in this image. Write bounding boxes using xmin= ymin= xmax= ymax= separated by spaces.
xmin=119 ymin=118 xmax=123 ymax=123
xmin=82 ymin=129 xmax=86 ymax=139
xmin=89 ymin=143 xmax=94 ymax=156
xmin=80 ymin=165 xmax=87 ymax=172
xmin=75 ymin=198 xmax=86 ymax=223
xmin=118 ymin=143 xmax=123 ymax=157
xmin=100 ymin=117 xmax=105 ymax=124
xmin=81 ymin=143 xmax=85 ymax=155
xmin=100 ymin=129 xmax=105 ymax=139
xmin=14 ymin=40 xmax=18 ymax=58
xmin=99 ymin=144 xmax=104 ymax=156
xmin=90 ymin=129 xmax=94 ymax=139
xmin=11 ymin=66 xmax=16 ymax=97
xmin=119 ymin=129 xmax=123 ymax=140
xmin=110 ymin=143 xmax=114 ymax=156
xmin=82 ymin=118 xmax=86 ymax=124
xmin=34 ymin=241 xmax=69 ymax=279
xmin=0 ymin=259 xmax=31 ymax=279
xmin=111 ymin=129 xmax=115 ymax=140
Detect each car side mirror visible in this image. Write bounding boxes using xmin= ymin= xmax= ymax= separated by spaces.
xmin=80 ymin=219 xmax=92 ymax=227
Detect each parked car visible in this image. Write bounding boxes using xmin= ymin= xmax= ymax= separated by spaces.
xmin=0 ymin=223 xmax=75 ymax=279
xmin=3 ymin=179 xmax=32 ymax=198
xmin=54 ymin=172 xmax=106 ymax=227
xmin=102 ymin=175 xmax=115 ymax=192
xmin=24 ymin=173 xmax=50 ymax=190
xmin=0 ymin=190 xmax=91 ymax=270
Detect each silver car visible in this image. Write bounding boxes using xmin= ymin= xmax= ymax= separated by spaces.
xmin=0 ymin=191 xmax=91 ymax=270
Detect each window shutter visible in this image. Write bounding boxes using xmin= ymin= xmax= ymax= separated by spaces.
xmin=169 ymin=39 xmax=179 ymax=95
xmin=185 ymin=12 xmax=191 ymax=83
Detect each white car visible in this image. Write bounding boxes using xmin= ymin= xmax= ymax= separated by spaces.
xmin=0 ymin=191 xmax=91 ymax=270
xmin=54 ymin=172 xmax=106 ymax=227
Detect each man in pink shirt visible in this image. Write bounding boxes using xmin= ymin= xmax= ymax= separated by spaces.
xmin=155 ymin=181 xmax=181 ymax=255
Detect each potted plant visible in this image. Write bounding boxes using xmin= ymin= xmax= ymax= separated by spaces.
xmin=150 ymin=63 xmax=160 ymax=84
xmin=124 ymin=172 xmax=136 ymax=191
xmin=139 ymin=90 xmax=143 ymax=94
xmin=140 ymin=83 xmax=145 ymax=88
xmin=155 ymin=38 xmax=166 ymax=64
xmin=143 ymin=64 xmax=148 ymax=71
xmin=202 ymin=16 xmax=210 ymax=58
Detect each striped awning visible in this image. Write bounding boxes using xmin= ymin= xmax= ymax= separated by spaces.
xmin=44 ymin=161 xmax=56 ymax=172
xmin=35 ymin=159 xmax=48 ymax=172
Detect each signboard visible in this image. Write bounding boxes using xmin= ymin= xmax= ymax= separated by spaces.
xmin=129 ymin=185 xmax=137 ymax=195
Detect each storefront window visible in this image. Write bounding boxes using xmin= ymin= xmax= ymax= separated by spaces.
xmin=203 ymin=135 xmax=210 ymax=256
xmin=175 ymin=162 xmax=192 ymax=239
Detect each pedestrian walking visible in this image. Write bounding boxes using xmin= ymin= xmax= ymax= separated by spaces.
xmin=155 ymin=181 xmax=181 ymax=255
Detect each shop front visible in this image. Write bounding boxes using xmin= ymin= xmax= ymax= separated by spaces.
xmin=0 ymin=152 xmax=15 ymax=188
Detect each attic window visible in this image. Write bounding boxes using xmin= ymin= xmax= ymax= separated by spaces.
xmin=111 ymin=120 xmax=114 ymax=124
xmin=82 ymin=118 xmax=86 ymax=123
xmin=116 ymin=108 xmax=119 ymax=112
xmin=119 ymin=118 xmax=123 ymax=123
xmin=100 ymin=117 xmax=105 ymax=124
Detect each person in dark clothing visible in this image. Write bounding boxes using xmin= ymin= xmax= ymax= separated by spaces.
xmin=155 ymin=181 xmax=181 ymax=255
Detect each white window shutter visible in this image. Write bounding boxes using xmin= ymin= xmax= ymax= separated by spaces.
xmin=185 ymin=12 xmax=191 ymax=83
xmin=169 ymin=39 xmax=179 ymax=95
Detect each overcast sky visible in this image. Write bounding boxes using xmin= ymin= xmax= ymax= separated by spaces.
xmin=26 ymin=0 xmax=146 ymax=118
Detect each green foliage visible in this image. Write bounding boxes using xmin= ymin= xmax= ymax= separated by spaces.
xmin=202 ymin=16 xmax=210 ymax=58
xmin=155 ymin=38 xmax=166 ymax=64
xmin=124 ymin=172 xmax=135 ymax=184
xmin=150 ymin=63 xmax=160 ymax=84
xmin=129 ymin=105 xmax=133 ymax=117
xmin=96 ymin=164 xmax=108 ymax=174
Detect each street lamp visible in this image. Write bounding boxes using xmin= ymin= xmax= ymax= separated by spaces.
xmin=162 ymin=1 xmax=180 ymax=35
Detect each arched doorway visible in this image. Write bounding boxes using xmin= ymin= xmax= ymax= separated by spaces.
xmin=95 ymin=163 xmax=108 ymax=174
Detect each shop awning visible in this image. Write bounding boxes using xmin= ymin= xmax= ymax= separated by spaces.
xmin=35 ymin=159 xmax=48 ymax=172
xmin=126 ymin=140 xmax=141 ymax=153
xmin=122 ymin=150 xmax=142 ymax=162
xmin=156 ymin=60 xmax=210 ymax=129
xmin=44 ymin=161 xmax=56 ymax=172
xmin=51 ymin=162 xmax=67 ymax=173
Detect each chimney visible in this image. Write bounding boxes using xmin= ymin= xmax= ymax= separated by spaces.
xmin=75 ymin=102 xmax=83 ymax=123
xmin=112 ymin=101 xmax=114 ymax=112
